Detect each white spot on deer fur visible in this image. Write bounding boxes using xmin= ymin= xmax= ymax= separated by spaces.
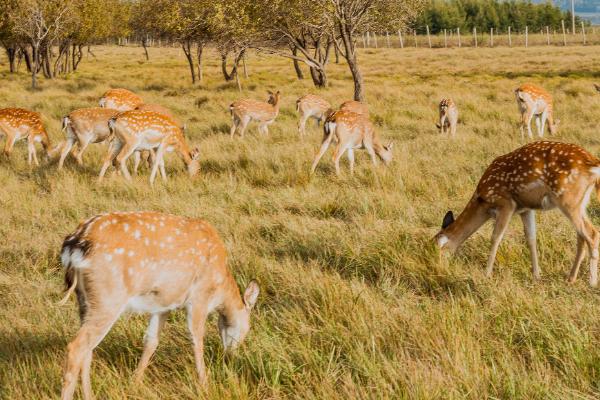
xmin=115 ymin=248 xmax=125 ymax=254
xmin=105 ymin=254 xmax=113 ymax=262
xmin=134 ymin=230 xmax=141 ymax=239
xmin=128 ymin=250 xmax=135 ymax=257
xmin=123 ymin=223 xmax=129 ymax=232
xmin=144 ymin=238 xmax=150 ymax=246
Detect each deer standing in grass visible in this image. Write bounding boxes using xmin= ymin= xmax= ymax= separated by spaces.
xmin=57 ymin=107 xmax=121 ymax=170
xmin=0 ymin=108 xmax=50 ymax=166
xmin=98 ymin=110 xmax=199 ymax=185
xmin=515 ymin=83 xmax=559 ymax=139
xmin=59 ymin=211 xmax=260 ymax=400
xmin=99 ymin=88 xmax=143 ymax=111
xmin=296 ymin=94 xmax=332 ymax=136
xmin=310 ymin=110 xmax=393 ymax=176
xmin=436 ymin=98 xmax=458 ymax=137
xmin=229 ymin=91 xmax=281 ymax=138
xmin=435 ymin=141 xmax=600 ymax=286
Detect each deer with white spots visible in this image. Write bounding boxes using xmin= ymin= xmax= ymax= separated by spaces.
xmin=59 ymin=211 xmax=260 ymax=400
xmin=98 ymin=110 xmax=199 ymax=185
xmin=515 ymin=83 xmax=559 ymax=139
xmin=296 ymin=94 xmax=332 ymax=136
xmin=435 ymin=98 xmax=458 ymax=137
xmin=99 ymin=88 xmax=143 ymax=111
xmin=57 ymin=107 xmax=121 ymax=170
xmin=136 ymin=103 xmax=185 ymax=131
xmin=0 ymin=108 xmax=50 ymax=165
xmin=339 ymin=100 xmax=369 ymax=116
xmin=310 ymin=109 xmax=393 ymax=176
xmin=229 ymin=91 xmax=281 ymax=138
xmin=435 ymin=141 xmax=600 ymax=286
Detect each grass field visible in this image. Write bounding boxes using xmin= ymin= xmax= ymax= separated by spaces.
xmin=2 ymin=44 xmax=600 ymax=399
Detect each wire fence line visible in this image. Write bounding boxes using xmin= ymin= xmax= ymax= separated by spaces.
xmin=364 ymin=22 xmax=600 ymax=49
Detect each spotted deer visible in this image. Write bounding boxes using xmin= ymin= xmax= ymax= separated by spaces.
xmin=0 ymin=108 xmax=50 ymax=165
xmin=57 ymin=107 xmax=121 ymax=170
xmin=98 ymin=110 xmax=199 ymax=185
xmin=435 ymin=98 xmax=458 ymax=137
xmin=229 ymin=91 xmax=281 ymax=138
xmin=99 ymin=88 xmax=143 ymax=112
xmin=296 ymin=94 xmax=332 ymax=136
xmin=515 ymin=83 xmax=559 ymax=139
xmin=339 ymin=100 xmax=369 ymax=116
xmin=136 ymin=103 xmax=184 ymax=131
xmin=434 ymin=141 xmax=600 ymax=286
xmin=58 ymin=211 xmax=260 ymax=400
xmin=310 ymin=109 xmax=393 ymax=176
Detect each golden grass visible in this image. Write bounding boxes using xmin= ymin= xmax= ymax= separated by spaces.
xmin=2 ymin=44 xmax=600 ymax=399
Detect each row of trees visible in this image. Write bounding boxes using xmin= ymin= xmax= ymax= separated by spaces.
xmin=416 ymin=0 xmax=588 ymax=34
xmin=1 ymin=0 xmax=424 ymax=101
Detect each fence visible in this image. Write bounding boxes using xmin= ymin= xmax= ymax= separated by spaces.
xmin=364 ymin=22 xmax=600 ymax=49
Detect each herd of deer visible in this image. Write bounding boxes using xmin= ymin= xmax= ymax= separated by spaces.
xmin=3 ymin=82 xmax=600 ymax=399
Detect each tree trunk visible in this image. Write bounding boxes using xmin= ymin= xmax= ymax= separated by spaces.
xmin=291 ymin=46 xmax=304 ymax=79
xmin=221 ymin=49 xmax=245 ymax=82
xmin=20 ymin=46 xmax=32 ymax=73
xmin=309 ymin=66 xmax=327 ymax=87
xmin=339 ymin=24 xmax=364 ymax=101
xmin=4 ymin=44 xmax=17 ymax=73
xmin=31 ymin=44 xmax=38 ymax=89
xmin=182 ymin=40 xmax=196 ymax=83
xmin=72 ymin=44 xmax=84 ymax=71
xmin=196 ymin=42 xmax=204 ymax=82
xmin=141 ymin=37 xmax=149 ymax=61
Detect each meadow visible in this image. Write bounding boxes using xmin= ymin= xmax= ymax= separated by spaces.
xmin=1 ymin=44 xmax=600 ymax=399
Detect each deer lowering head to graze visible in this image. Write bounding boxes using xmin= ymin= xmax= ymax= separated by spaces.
xmin=57 ymin=107 xmax=121 ymax=170
xmin=98 ymin=110 xmax=200 ymax=185
xmin=515 ymin=83 xmax=559 ymax=139
xmin=339 ymin=100 xmax=369 ymax=116
xmin=229 ymin=91 xmax=281 ymax=138
xmin=296 ymin=94 xmax=332 ymax=136
xmin=435 ymin=98 xmax=458 ymax=137
xmin=99 ymin=88 xmax=143 ymax=112
xmin=311 ymin=110 xmax=393 ymax=176
xmin=58 ymin=211 xmax=260 ymax=400
xmin=435 ymin=141 xmax=600 ymax=286
xmin=0 ymin=108 xmax=50 ymax=166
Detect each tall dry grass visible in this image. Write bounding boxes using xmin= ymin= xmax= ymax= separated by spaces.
xmin=1 ymin=45 xmax=600 ymax=399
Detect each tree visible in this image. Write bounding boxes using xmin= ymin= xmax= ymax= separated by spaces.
xmin=0 ymin=0 xmax=18 ymax=73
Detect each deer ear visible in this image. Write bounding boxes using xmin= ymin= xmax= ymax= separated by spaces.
xmin=243 ymin=280 xmax=260 ymax=309
xmin=267 ymin=90 xmax=273 ymax=95
xmin=442 ymin=211 xmax=454 ymax=229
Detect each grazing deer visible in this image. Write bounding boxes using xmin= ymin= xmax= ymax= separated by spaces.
xmin=229 ymin=91 xmax=281 ymax=138
xmin=435 ymin=98 xmax=458 ymax=137
xmin=98 ymin=110 xmax=199 ymax=185
xmin=99 ymin=88 xmax=143 ymax=112
xmin=0 ymin=108 xmax=50 ymax=166
xmin=296 ymin=94 xmax=332 ymax=136
xmin=57 ymin=107 xmax=121 ymax=170
xmin=515 ymin=83 xmax=559 ymax=139
xmin=310 ymin=110 xmax=393 ymax=176
xmin=435 ymin=141 xmax=600 ymax=286
xmin=59 ymin=211 xmax=260 ymax=400
xmin=339 ymin=100 xmax=369 ymax=116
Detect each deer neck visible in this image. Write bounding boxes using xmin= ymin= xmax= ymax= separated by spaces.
xmin=442 ymin=195 xmax=492 ymax=251
xmin=218 ymin=275 xmax=246 ymax=323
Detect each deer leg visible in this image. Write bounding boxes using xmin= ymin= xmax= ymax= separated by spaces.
xmin=333 ymin=142 xmax=349 ymax=176
xmin=149 ymin=144 xmax=166 ymax=186
xmin=540 ymin=110 xmax=548 ymax=137
xmin=27 ymin=136 xmax=38 ymax=166
xmin=229 ymin=117 xmax=238 ymax=138
xmin=568 ymin=234 xmax=587 ymax=283
xmin=133 ymin=152 xmax=142 ymax=175
xmin=134 ymin=313 xmax=168 ymax=384
xmin=75 ymin=137 xmax=92 ymax=166
xmin=450 ymin=118 xmax=457 ymax=138
xmin=298 ymin=114 xmax=307 ymax=136
xmin=534 ymin=115 xmax=542 ymax=138
xmin=62 ymin=312 xmax=123 ymax=400
xmin=239 ymin=117 xmax=250 ymax=139
xmin=98 ymin=140 xmax=122 ymax=182
xmin=439 ymin=115 xmax=447 ymax=135
xmin=520 ymin=210 xmax=540 ymax=280
xmin=347 ymin=148 xmax=355 ymax=175
xmin=186 ymin=304 xmax=208 ymax=386
xmin=115 ymin=142 xmax=137 ymax=181
xmin=523 ymin=110 xmax=534 ymax=139
xmin=4 ymin=132 xmax=17 ymax=157
xmin=80 ymin=350 xmax=94 ymax=400
xmin=310 ymin=134 xmax=334 ymax=174
xmin=486 ymin=204 xmax=516 ymax=277
xmin=58 ymin=138 xmax=75 ymax=170
xmin=159 ymin=156 xmax=166 ymax=181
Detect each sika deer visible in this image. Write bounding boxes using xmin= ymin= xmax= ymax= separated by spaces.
xmin=99 ymin=88 xmax=143 ymax=112
xmin=98 ymin=110 xmax=199 ymax=185
xmin=435 ymin=141 xmax=600 ymax=286
xmin=515 ymin=83 xmax=559 ymax=139
xmin=296 ymin=94 xmax=332 ymax=136
xmin=58 ymin=107 xmax=121 ymax=170
xmin=0 ymin=108 xmax=50 ymax=165
xmin=229 ymin=91 xmax=281 ymax=138
xmin=59 ymin=211 xmax=260 ymax=400
xmin=435 ymin=98 xmax=458 ymax=137
xmin=310 ymin=110 xmax=393 ymax=176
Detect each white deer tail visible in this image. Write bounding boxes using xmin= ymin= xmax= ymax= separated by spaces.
xmin=57 ymin=273 xmax=77 ymax=306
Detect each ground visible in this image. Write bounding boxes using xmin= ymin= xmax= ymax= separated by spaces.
xmin=1 ymin=45 xmax=600 ymax=399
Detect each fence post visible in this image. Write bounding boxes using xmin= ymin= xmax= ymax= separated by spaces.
xmin=582 ymin=21 xmax=586 ymax=44
xmin=525 ymin=26 xmax=528 ymax=47
xmin=444 ymin=29 xmax=447 ymax=48
xmin=366 ymin=31 xmax=370 ymax=47
xmin=546 ymin=26 xmax=550 ymax=45
xmin=562 ymin=20 xmax=567 ymax=46
xmin=414 ymin=29 xmax=418 ymax=47
xmin=473 ymin=27 xmax=477 ymax=47
xmin=508 ymin=26 xmax=512 ymax=47
xmin=490 ymin=27 xmax=494 ymax=47
xmin=426 ymin=25 xmax=432 ymax=48
xmin=398 ymin=30 xmax=404 ymax=48
xmin=362 ymin=33 xmax=366 ymax=48
xmin=386 ymin=31 xmax=390 ymax=48
xmin=457 ymin=27 xmax=461 ymax=48
xmin=374 ymin=33 xmax=378 ymax=48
